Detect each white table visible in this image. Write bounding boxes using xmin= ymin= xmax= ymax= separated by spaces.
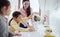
xmin=13 ymin=21 xmax=45 ymax=37
xmin=13 ymin=21 xmax=58 ymax=37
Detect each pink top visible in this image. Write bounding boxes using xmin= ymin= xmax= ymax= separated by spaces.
xmin=19 ymin=8 xmax=27 ymax=18
xmin=19 ymin=8 xmax=33 ymax=18
xmin=19 ymin=8 xmax=34 ymax=25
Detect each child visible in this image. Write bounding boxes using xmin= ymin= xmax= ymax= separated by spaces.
xmin=9 ymin=11 xmax=33 ymax=34
xmin=0 ymin=0 xmax=11 ymax=37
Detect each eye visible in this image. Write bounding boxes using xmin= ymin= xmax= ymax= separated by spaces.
xmin=25 ymin=2 xmax=29 ymax=5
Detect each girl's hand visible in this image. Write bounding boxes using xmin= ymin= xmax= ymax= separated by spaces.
xmin=29 ymin=26 xmax=35 ymax=32
xmin=24 ymin=24 xmax=28 ymax=27
xmin=15 ymin=33 xmax=22 ymax=36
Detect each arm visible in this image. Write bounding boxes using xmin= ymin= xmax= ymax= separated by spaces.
xmin=10 ymin=22 xmax=29 ymax=32
xmin=0 ymin=19 xmax=1 ymax=25
xmin=0 ymin=18 xmax=8 ymax=37
xmin=28 ymin=9 xmax=34 ymax=26
xmin=20 ymin=18 xmax=29 ymax=27
xmin=21 ymin=9 xmax=34 ymax=27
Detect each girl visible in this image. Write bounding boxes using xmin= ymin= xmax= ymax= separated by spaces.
xmin=0 ymin=0 xmax=11 ymax=37
xmin=9 ymin=11 xmax=33 ymax=33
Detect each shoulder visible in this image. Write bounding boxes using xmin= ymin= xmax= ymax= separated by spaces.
xmin=0 ymin=15 xmax=5 ymax=25
xmin=10 ymin=20 xmax=14 ymax=24
xmin=0 ymin=15 xmax=3 ymax=21
xmin=10 ymin=19 xmax=17 ymax=25
xmin=0 ymin=15 xmax=2 ymax=19
xmin=10 ymin=19 xmax=15 ymax=23
xmin=0 ymin=18 xmax=1 ymax=24
xmin=18 ymin=8 xmax=23 ymax=11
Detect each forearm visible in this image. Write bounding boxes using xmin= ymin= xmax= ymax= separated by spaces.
xmin=19 ymin=27 xmax=29 ymax=32
xmin=21 ymin=18 xmax=29 ymax=27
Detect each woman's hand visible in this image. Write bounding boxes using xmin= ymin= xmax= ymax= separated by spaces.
xmin=28 ymin=13 xmax=33 ymax=19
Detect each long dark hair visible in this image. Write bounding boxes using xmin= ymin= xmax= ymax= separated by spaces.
xmin=9 ymin=11 xmax=21 ymax=26
xmin=0 ymin=0 xmax=10 ymax=14
xmin=23 ymin=0 xmax=31 ymax=17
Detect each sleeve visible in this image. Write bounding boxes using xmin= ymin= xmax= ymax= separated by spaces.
xmin=10 ymin=22 xmax=20 ymax=31
xmin=10 ymin=21 xmax=29 ymax=32
xmin=0 ymin=19 xmax=1 ymax=25
xmin=22 ymin=17 xmax=29 ymax=21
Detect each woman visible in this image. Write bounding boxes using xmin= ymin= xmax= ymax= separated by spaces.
xmin=19 ymin=0 xmax=34 ymax=30
xmin=0 ymin=0 xmax=11 ymax=37
xmin=9 ymin=11 xmax=33 ymax=33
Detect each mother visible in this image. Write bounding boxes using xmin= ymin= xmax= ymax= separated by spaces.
xmin=19 ymin=0 xmax=34 ymax=30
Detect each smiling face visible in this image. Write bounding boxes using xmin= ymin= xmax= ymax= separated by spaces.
xmin=23 ymin=1 xmax=29 ymax=9
xmin=0 ymin=0 xmax=11 ymax=16
xmin=1 ymin=5 xmax=11 ymax=16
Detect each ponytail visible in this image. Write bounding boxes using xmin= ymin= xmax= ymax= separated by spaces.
xmin=9 ymin=18 xmax=13 ymax=26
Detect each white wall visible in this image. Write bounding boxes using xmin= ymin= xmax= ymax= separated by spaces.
xmin=8 ymin=0 xmax=18 ymax=21
xmin=42 ymin=0 xmax=60 ymax=36
xmin=20 ymin=0 xmax=39 ymax=12
xmin=39 ymin=0 xmax=60 ymax=36
xmin=30 ymin=0 xmax=39 ymax=12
